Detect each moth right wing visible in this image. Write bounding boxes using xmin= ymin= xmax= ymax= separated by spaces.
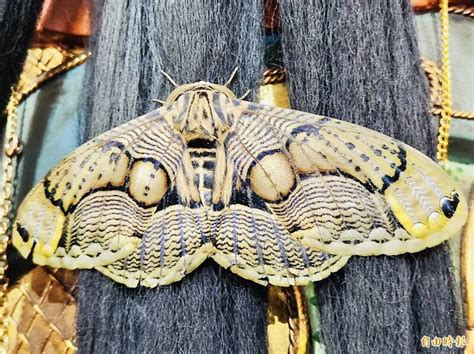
xmin=209 ymin=182 xmax=350 ymax=287
xmin=221 ymin=98 xmax=467 ymax=257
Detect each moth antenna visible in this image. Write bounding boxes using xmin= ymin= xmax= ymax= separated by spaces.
xmin=152 ymin=99 xmax=166 ymax=105
xmin=224 ymin=67 xmax=239 ymax=87
xmin=239 ymin=90 xmax=251 ymax=100
xmin=160 ymin=70 xmax=179 ymax=87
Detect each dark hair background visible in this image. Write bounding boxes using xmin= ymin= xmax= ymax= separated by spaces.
xmin=76 ymin=1 xmax=268 ymax=353
xmin=279 ymin=0 xmax=463 ymax=352
xmin=76 ymin=0 xmax=464 ymax=353
xmin=0 ymin=0 xmax=463 ymax=353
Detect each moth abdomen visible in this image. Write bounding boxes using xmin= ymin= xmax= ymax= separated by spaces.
xmin=188 ymin=139 xmax=218 ymax=206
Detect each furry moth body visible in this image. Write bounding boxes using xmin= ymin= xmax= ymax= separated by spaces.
xmin=13 ymin=81 xmax=467 ymax=287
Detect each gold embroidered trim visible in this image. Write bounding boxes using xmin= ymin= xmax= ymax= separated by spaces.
xmin=262 ymin=67 xmax=286 ymax=86
xmin=448 ymin=5 xmax=474 ymax=18
xmin=7 ymin=268 xmax=77 ymax=353
xmin=436 ymin=0 xmax=453 ymax=162
xmin=0 ymin=45 xmax=88 ymax=352
xmin=0 ymin=90 xmax=21 ymax=351
xmin=15 ymin=46 xmax=90 ymax=104
xmin=268 ymin=286 xmax=310 ymax=354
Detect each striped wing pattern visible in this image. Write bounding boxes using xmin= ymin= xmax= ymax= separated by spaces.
xmin=12 ymin=90 xmax=467 ymax=288
xmin=231 ymin=101 xmax=467 ymax=256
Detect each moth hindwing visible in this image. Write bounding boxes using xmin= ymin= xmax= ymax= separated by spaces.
xmin=13 ymin=81 xmax=467 ymax=287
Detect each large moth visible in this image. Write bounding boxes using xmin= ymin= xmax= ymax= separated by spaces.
xmin=13 ymin=81 xmax=467 ymax=288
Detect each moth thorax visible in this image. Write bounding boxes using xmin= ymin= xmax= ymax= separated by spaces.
xmin=170 ymin=88 xmax=233 ymax=142
xmin=181 ymin=92 xmax=229 ymax=141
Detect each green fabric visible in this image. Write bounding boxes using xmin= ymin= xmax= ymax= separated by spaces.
xmin=15 ymin=65 xmax=84 ymax=205
xmin=304 ymin=284 xmax=326 ymax=354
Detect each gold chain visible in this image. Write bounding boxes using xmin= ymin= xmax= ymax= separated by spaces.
xmin=436 ymin=0 xmax=453 ymax=162
xmin=0 ymin=89 xmax=22 ymax=352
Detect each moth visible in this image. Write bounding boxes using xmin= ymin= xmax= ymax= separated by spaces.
xmin=13 ymin=79 xmax=467 ymax=288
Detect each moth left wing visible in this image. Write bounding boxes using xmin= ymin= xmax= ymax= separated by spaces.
xmin=12 ymin=108 xmax=187 ymax=270
xmin=222 ymin=99 xmax=467 ymax=256
xmin=98 ymin=204 xmax=212 ymax=288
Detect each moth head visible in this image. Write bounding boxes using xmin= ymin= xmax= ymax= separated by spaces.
xmin=165 ymin=81 xmax=237 ymax=103
xmin=165 ymin=82 xmax=236 ymax=141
